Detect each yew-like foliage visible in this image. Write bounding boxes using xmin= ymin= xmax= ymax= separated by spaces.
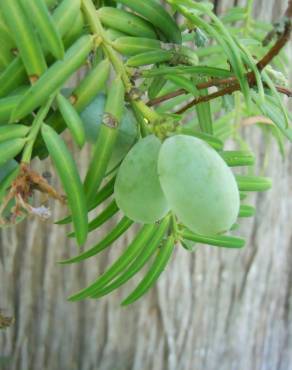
xmin=0 ymin=0 xmax=291 ymax=304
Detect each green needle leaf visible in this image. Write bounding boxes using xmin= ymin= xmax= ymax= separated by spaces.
xmin=57 ymin=93 xmax=86 ymax=148
xmin=0 ymin=125 xmax=30 ymax=143
xmin=240 ymin=192 xmax=248 ymax=200
xmin=177 ymin=128 xmax=224 ymax=150
xmin=56 ymin=176 xmax=115 ymax=225
xmin=41 ymin=124 xmax=88 ymax=246
xmin=91 ymin=216 xmax=171 ymax=298
xmin=0 ymin=139 xmax=26 ymax=166
xmin=121 ymin=235 xmax=175 ymax=306
xmin=195 ymin=88 xmax=213 ymax=135
xmin=220 ymin=151 xmax=255 ymax=167
xmin=181 ymin=229 xmax=245 ymax=248
xmin=84 ymin=76 xmax=125 ymax=204
xmin=236 ymin=175 xmax=272 ymax=192
xmin=59 ymin=216 xmax=133 ymax=264
xmin=142 ymin=66 xmax=233 ymax=79
xmin=68 ymin=200 xmax=119 ymax=237
xmin=239 ymin=205 xmax=256 ymax=218
xmin=252 ymin=91 xmax=292 ymax=142
xmin=21 ymin=0 xmax=65 ymax=60
xmin=68 ymin=223 xmax=157 ymax=301
xmin=87 ymin=200 xmax=119 ymax=233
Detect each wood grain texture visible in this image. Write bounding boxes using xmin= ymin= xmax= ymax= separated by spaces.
xmin=1 ymin=1 xmax=292 ymax=369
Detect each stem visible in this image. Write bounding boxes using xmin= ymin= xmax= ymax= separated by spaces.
xmin=176 ymin=85 xmax=237 ymax=114
xmin=147 ymin=83 xmax=292 ymax=108
xmin=22 ymin=96 xmax=55 ymax=163
xmin=132 ymin=100 xmax=160 ymax=122
xmin=81 ymin=0 xmax=106 ymax=38
xmin=81 ymin=0 xmax=161 ymax=124
xmin=81 ymin=0 xmax=130 ymax=88
xmin=130 ymin=102 xmax=152 ymax=137
xmin=147 ymin=89 xmax=185 ymax=107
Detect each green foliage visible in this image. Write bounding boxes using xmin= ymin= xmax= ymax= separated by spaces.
xmin=0 ymin=0 xmax=291 ymax=305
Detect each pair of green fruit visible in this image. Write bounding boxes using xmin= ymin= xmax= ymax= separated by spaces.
xmin=115 ymin=134 xmax=240 ymax=235
xmin=59 ymin=93 xmax=239 ymax=236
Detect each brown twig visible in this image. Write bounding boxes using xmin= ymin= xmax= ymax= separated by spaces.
xmin=175 ymin=11 xmax=292 ymax=114
xmin=256 ymin=21 xmax=291 ymax=72
xmin=176 ymin=85 xmax=237 ymax=114
xmin=147 ymin=89 xmax=185 ymax=107
xmin=275 ymin=85 xmax=292 ymax=97
xmin=0 ymin=163 xmax=65 ymax=226
xmin=147 ymin=5 xmax=292 ymax=114
xmin=176 ymin=82 xmax=292 ymax=115
xmin=147 ymin=83 xmax=292 ymax=109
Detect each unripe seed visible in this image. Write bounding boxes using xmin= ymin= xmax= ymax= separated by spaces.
xmin=158 ymin=135 xmax=240 ymax=235
xmin=115 ymin=135 xmax=170 ymax=224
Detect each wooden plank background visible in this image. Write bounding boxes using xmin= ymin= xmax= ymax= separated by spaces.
xmin=0 ymin=1 xmax=291 ymax=369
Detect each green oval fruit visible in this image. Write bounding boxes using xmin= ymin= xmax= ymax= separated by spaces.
xmin=115 ymin=135 xmax=169 ymax=224
xmin=108 ymin=110 xmax=137 ymax=171
xmin=80 ymin=93 xmax=105 ymax=140
xmin=158 ymin=135 xmax=240 ymax=235
xmin=80 ymin=94 xmax=138 ymax=170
